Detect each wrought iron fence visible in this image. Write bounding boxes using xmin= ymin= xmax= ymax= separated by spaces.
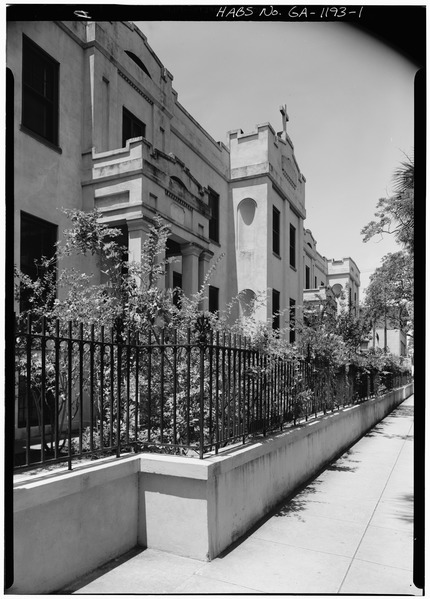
xmin=13 ymin=315 xmax=412 ymax=471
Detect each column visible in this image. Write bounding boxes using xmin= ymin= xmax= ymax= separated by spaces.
xmin=181 ymin=243 xmax=201 ymax=297
xmin=127 ymin=218 xmax=150 ymax=287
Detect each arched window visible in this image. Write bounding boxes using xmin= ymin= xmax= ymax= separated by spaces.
xmin=170 ymin=176 xmax=188 ymax=192
xmin=125 ymin=51 xmax=152 ymax=79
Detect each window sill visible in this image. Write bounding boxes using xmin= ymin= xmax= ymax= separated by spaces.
xmin=20 ymin=125 xmax=62 ymax=154
xmin=273 ymin=252 xmax=282 ymax=260
xmin=290 ymin=264 xmax=297 ymax=272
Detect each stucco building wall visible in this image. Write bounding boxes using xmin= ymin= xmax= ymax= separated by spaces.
xmin=9 ymin=19 xmax=359 ymax=330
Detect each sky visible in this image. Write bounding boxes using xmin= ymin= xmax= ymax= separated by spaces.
xmin=135 ymin=19 xmax=416 ymax=295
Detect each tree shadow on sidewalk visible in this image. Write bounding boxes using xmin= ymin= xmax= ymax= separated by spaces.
xmin=366 ymin=424 xmax=412 ymax=441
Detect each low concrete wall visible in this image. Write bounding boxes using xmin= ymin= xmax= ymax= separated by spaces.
xmin=11 ymin=456 xmax=140 ymax=594
xmin=11 ymin=384 xmax=413 ymax=593
xmin=137 ymin=383 xmax=413 ymax=561
xmin=205 ymin=383 xmax=413 ymax=558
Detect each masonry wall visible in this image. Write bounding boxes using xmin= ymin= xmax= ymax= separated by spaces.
xmin=11 ymin=384 xmax=413 ymax=594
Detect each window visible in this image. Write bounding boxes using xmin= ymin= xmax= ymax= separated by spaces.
xmin=289 ymin=298 xmax=296 ymax=344
xmin=22 ymin=35 xmax=59 ymax=145
xmin=272 ymin=207 xmax=280 ymax=255
xmin=305 ymin=266 xmax=310 ymax=289
xmin=172 ymin=271 xmax=182 ymax=308
xmin=315 ymin=276 xmax=317 ymax=288
xmin=124 ymin=51 xmax=152 ymax=78
xmin=20 ymin=212 xmax=57 ymax=312
xmin=208 ymin=188 xmax=219 ymax=243
xmin=116 ymin=224 xmax=129 ymax=277
xmin=122 ymin=107 xmax=146 ymax=146
xmin=272 ymin=289 xmax=280 ymax=330
xmin=209 ymin=286 xmax=219 ymax=313
xmin=289 ymin=224 xmax=296 ymax=268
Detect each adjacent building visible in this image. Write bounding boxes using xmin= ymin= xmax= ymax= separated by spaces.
xmin=327 ymin=257 xmax=361 ymax=314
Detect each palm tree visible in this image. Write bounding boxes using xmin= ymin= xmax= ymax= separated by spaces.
xmin=392 ymin=154 xmax=414 ymax=193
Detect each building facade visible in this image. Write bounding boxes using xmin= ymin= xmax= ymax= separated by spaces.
xmin=8 ymin=19 xmax=359 ymax=333
xmin=327 ymin=257 xmax=361 ymax=314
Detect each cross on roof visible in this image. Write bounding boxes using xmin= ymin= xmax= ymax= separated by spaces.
xmin=280 ymin=104 xmax=289 ymax=134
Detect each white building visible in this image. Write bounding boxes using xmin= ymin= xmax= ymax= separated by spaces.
xmin=8 ymin=19 xmax=359 ymax=334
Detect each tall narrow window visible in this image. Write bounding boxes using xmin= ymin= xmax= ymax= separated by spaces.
xmin=289 ymin=298 xmax=296 ymax=344
xmin=209 ymin=285 xmax=219 ymax=313
xmin=122 ymin=107 xmax=146 ymax=146
xmin=20 ymin=211 xmax=57 ymax=312
xmin=116 ymin=224 xmax=129 ymax=277
xmin=315 ymin=276 xmax=317 ymax=288
xmin=289 ymin=224 xmax=296 ymax=268
xmin=172 ymin=271 xmax=182 ymax=308
xmin=305 ymin=266 xmax=310 ymax=289
xmin=208 ymin=188 xmax=219 ymax=243
xmin=272 ymin=289 xmax=280 ymax=330
xmin=272 ymin=207 xmax=280 ymax=255
xmin=22 ymin=35 xmax=59 ymax=145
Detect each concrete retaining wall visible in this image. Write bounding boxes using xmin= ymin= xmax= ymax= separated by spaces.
xmin=205 ymin=383 xmax=413 ymax=558
xmin=11 ymin=383 xmax=413 ymax=593
xmin=12 ymin=457 xmax=140 ymax=594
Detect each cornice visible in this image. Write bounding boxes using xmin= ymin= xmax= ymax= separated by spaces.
xmin=165 ymin=189 xmax=193 ymax=212
xmin=170 ymin=125 xmax=229 ymax=183
xmin=118 ymin=70 xmax=153 ymax=105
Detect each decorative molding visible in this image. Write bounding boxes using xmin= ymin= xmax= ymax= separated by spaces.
xmin=117 ymin=69 xmax=154 ymax=105
xmin=282 ymin=170 xmax=297 ymax=189
xmin=171 ymin=125 xmax=229 ymax=182
xmin=165 ymin=189 xmax=193 ymax=212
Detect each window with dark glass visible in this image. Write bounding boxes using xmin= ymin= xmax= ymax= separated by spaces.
xmin=20 ymin=211 xmax=57 ymax=287
xmin=208 ymin=188 xmax=220 ymax=243
xmin=289 ymin=224 xmax=296 ymax=268
xmin=124 ymin=51 xmax=152 ymax=78
xmin=19 ymin=212 xmax=57 ymax=427
xmin=315 ymin=276 xmax=317 ymax=288
xmin=305 ymin=265 xmax=310 ymax=289
xmin=122 ymin=107 xmax=146 ymax=146
xmin=22 ymin=35 xmax=59 ymax=145
xmin=209 ymin=285 xmax=219 ymax=313
xmin=173 ymin=271 xmax=182 ymax=308
xmin=20 ymin=211 xmax=57 ymax=321
xmin=115 ymin=224 xmax=129 ymax=277
xmin=272 ymin=289 xmax=280 ymax=330
xmin=289 ymin=298 xmax=296 ymax=344
xmin=272 ymin=207 xmax=280 ymax=255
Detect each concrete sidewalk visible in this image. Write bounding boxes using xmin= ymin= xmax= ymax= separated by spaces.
xmin=63 ymin=395 xmax=421 ymax=595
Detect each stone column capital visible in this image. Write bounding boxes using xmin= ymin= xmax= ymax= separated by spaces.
xmin=181 ymin=243 xmax=202 ymax=258
xmin=126 ymin=217 xmax=151 ymax=233
xmin=199 ymin=249 xmax=214 ymax=263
